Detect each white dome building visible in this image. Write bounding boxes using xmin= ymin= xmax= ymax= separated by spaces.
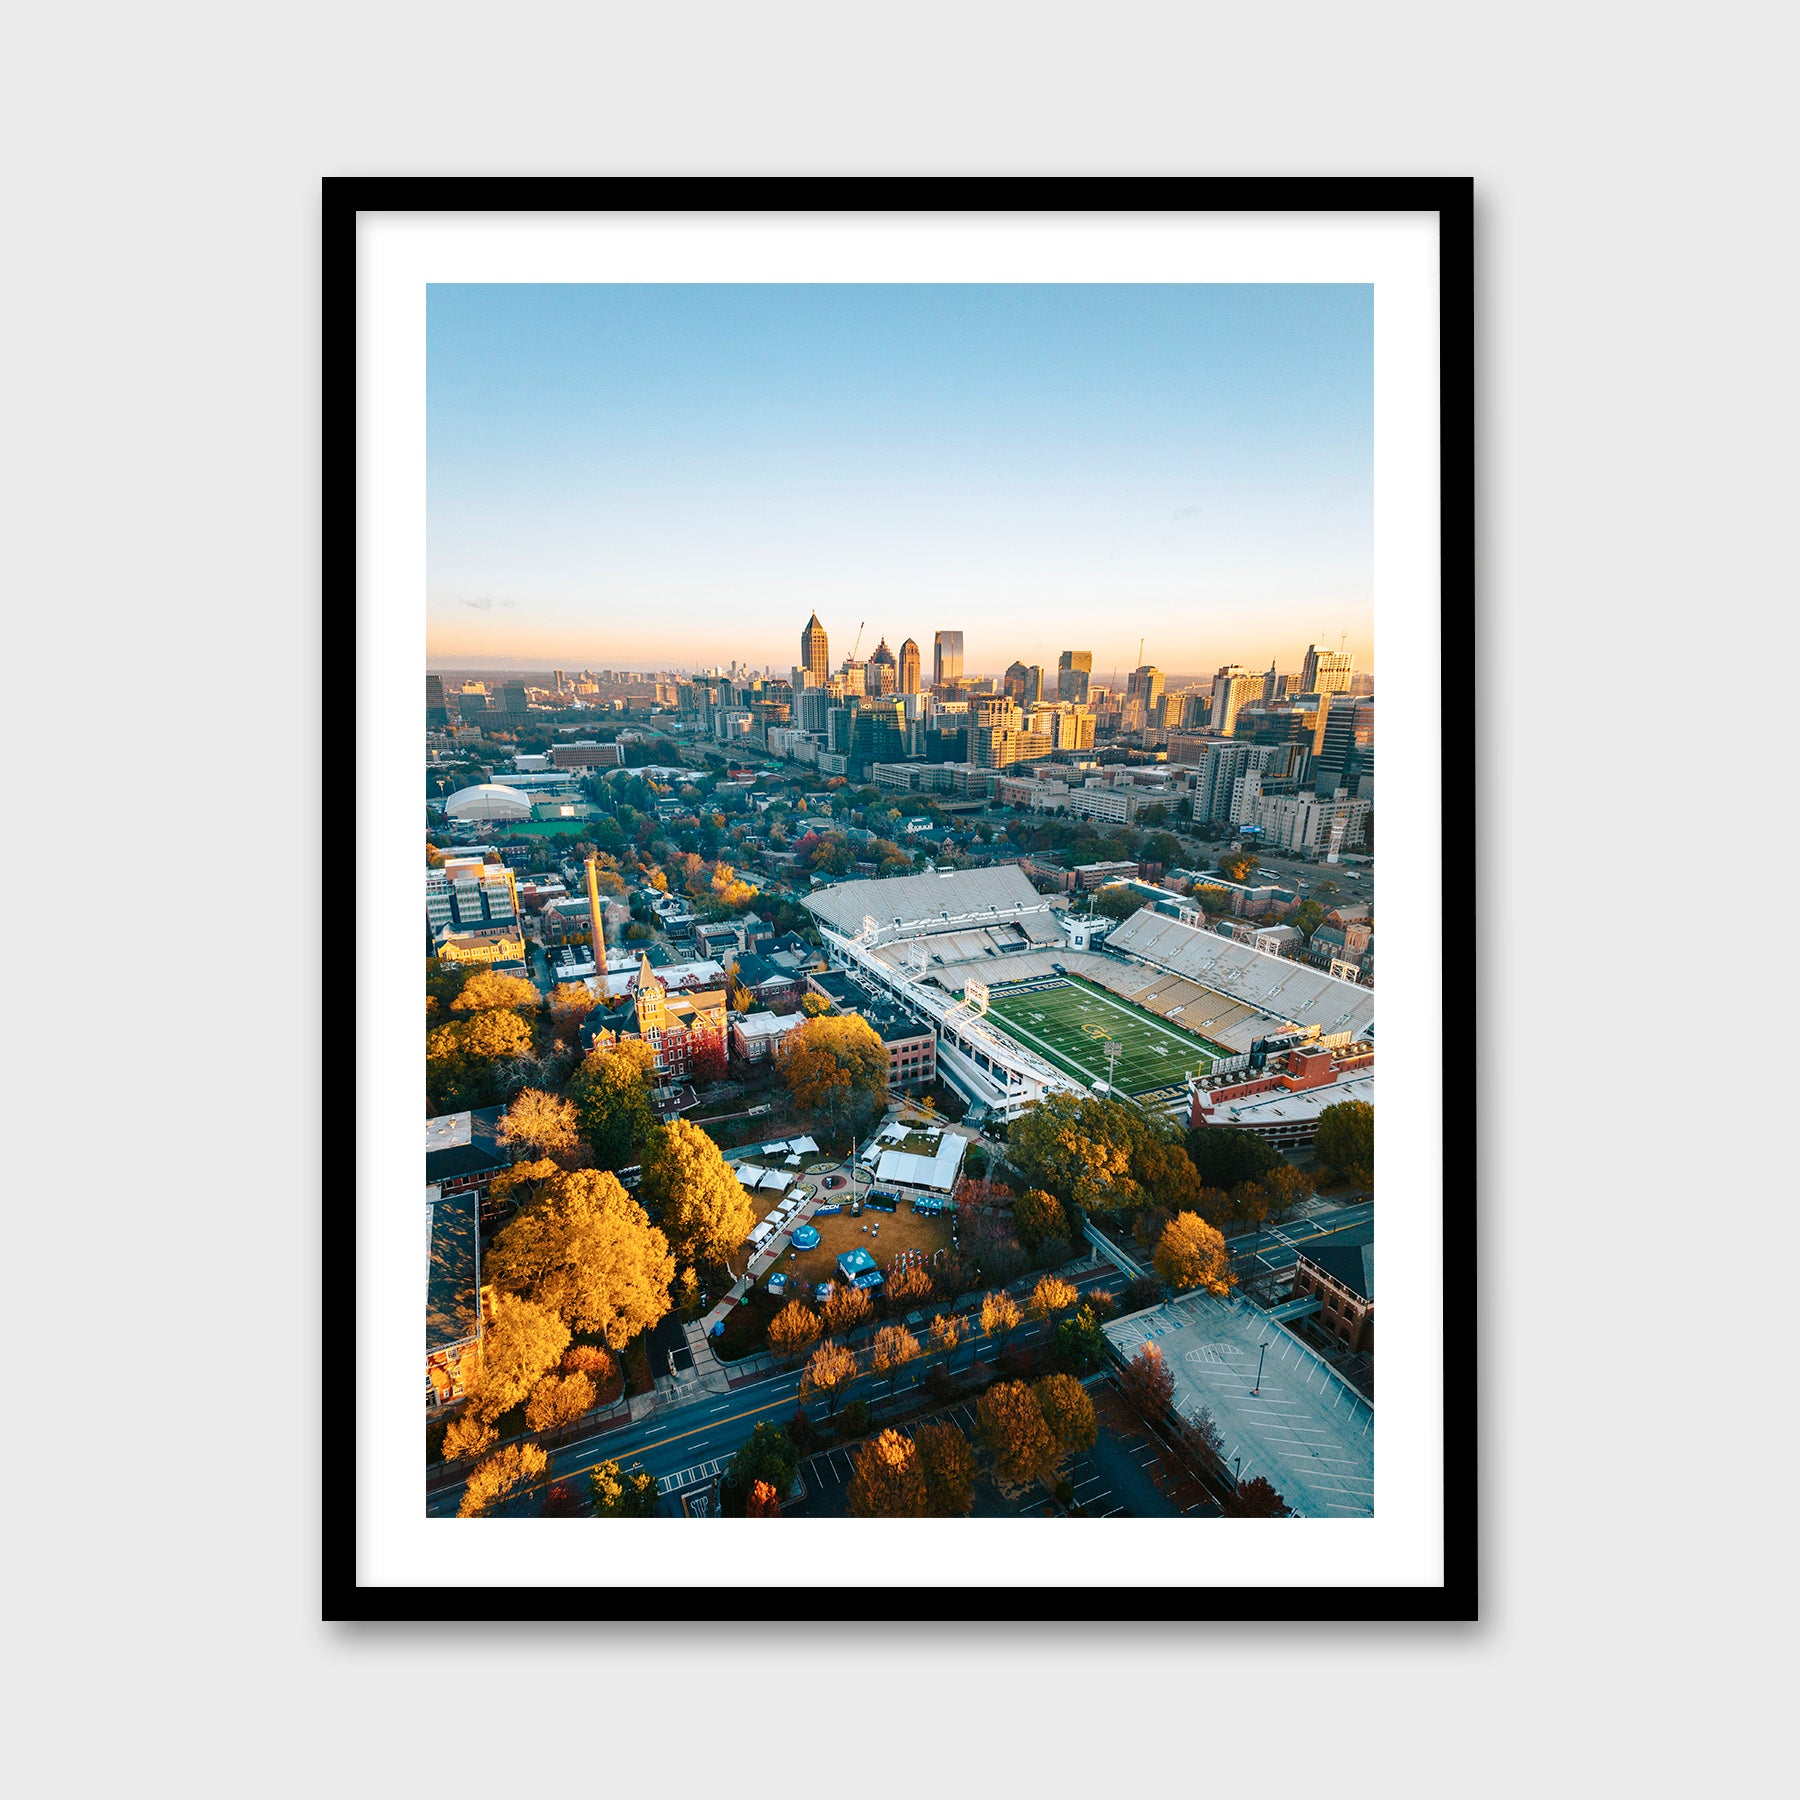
xmin=444 ymin=783 xmax=533 ymax=822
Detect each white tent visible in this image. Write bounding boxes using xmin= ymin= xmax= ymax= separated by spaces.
xmin=736 ymin=1165 xmax=764 ymax=1187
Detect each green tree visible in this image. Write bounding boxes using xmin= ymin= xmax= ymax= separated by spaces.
xmin=913 ymin=1420 xmax=978 ymax=1515
xmin=567 ymin=1038 xmax=660 ymax=1170
xmin=1053 ymin=1304 xmax=1109 ymax=1375
xmin=719 ymin=1423 xmax=799 ymax=1515
xmin=590 ymin=1458 xmax=659 ymax=1516
xmin=778 ymin=1014 xmax=889 ymax=1146
xmin=1140 ymin=831 xmax=1182 ymax=865
xmin=485 ymin=1168 xmax=674 ymax=1347
xmin=1154 ymin=1212 xmax=1233 ymax=1296
xmin=462 ymin=1295 xmax=571 ymax=1424
xmin=637 ymin=1117 xmax=756 ymax=1268
xmin=1291 ymin=898 xmax=1326 ymax=939
xmin=1185 ymin=1125 xmax=1282 ymax=1190
xmin=1093 ymin=884 xmax=1142 ymax=922
xmin=1314 ymin=1100 xmax=1374 ymax=1186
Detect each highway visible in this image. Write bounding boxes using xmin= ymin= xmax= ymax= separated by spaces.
xmin=426 ymin=1262 xmax=1124 ymax=1517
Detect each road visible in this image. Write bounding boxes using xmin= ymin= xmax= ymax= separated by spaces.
xmin=426 ymin=1262 xmax=1124 ymax=1517
xmin=1226 ymin=1200 xmax=1373 ymax=1272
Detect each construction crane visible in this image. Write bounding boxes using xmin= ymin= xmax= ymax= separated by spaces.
xmin=850 ymin=621 xmax=864 ymax=663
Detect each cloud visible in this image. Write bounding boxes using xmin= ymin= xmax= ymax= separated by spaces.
xmin=1172 ymin=504 xmax=1204 ymax=521
xmin=460 ymin=596 xmax=517 ymax=611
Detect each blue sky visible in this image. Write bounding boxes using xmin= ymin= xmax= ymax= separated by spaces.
xmin=427 ymin=283 xmax=1372 ymax=679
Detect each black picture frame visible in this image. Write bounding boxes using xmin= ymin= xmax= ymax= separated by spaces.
xmin=325 ymin=176 xmax=1475 ymax=1624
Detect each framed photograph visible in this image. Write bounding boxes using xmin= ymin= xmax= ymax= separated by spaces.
xmin=328 ymin=177 xmax=1473 ymax=1621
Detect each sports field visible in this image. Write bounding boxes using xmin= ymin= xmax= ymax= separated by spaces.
xmin=982 ymin=975 xmax=1230 ymax=1095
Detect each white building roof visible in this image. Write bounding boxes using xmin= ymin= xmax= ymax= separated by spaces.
xmin=803 ymin=862 xmax=1047 ymax=940
xmin=875 ymin=1132 xmax=968 ymax=1192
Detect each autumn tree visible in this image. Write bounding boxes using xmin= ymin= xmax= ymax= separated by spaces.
xmin=885 ymin=1262 xmax=934 ymax=1307
xmin=485 ymin=1168 xmax=674 ymax=1347
xmin=451 ymin=970 xmax=541 ymax=1014
xmin=913 ymin=1420 xmax=978 ymax=1516
xmin=927 ymin=1309 xmax=967 ymax=1372
xmin=975 ymin=1380 xmax=1059 ymax=1493
xmin=1008 ymin=1092 xmax=1149 ymax=1216
xmin=870 ymin=1324 xmax=920 ymax=1395
xmin=1119 ymin=1341 xmax=1176 ymax=1418
xmin=487 ymin=1157 xmax=562 ymax=1216
xmin=1033 ymin=1372 xmax=1097 ymax=1459
xmin=524 ymin=1369 xmax=596 ymax=1434
xmin=822 ymin=1282 xmax=874 ymax=1338
xmin=1013 ymin=1188 xmax=1071 ymax=1252
xmin=547 ymin=981 xmax=598 ymax=1041
xmin=440 ymin=1414 xmax=497 ymax=1462
xmin=636 ymin=1118 xmax=756 ymax=1270
xmin=1313 ymin=1100 xmax=1374 ymax=1186
xmin=495 ymin=1090 xmax=578 ymax=1167
xmin=766 ymin=1301 xmax=823 ymax=1364
xmin=589 ymin=1458 xmax=659 ymax=1517
xmin=561 ymin=1343 xmax=617 ymax=1386
xmin=800 ymin=1340 xmax=860 ymax=1418
xmin=462 ymin=1295 xmax=571 ymax=1424
xmin=799 ymin=992 xmax=832 ymax=1018
xmin=1028 ymin=1274 xmax=1080 ymax=1325
xmin=979 ymin=1290 xmax=1025 ymax=1362
xmin=542 ymin=1481 xmax=585 ymax=1518
xmin=689 ymin=1035 xmax=730 ymax=1086
xmin=778 ymin=1014 xmax=889 ymax=1146
xmin=1222 ymin=1476 xmax=1291 ymax=1518
xmin=1259 ymin=1164 xmax=1313 ymax=1221
xmin=745 ymin=1479 xmax=782 ymax=1517
xmin=1154 ymin=1211 xmax=1233 ymax=1297
xmin=567 ymin=1038 xmax=659 ymax=1170
xmin=846 ymin=1429 xmax=928 ymax=1517
xmin=458 ymin=1442 xmax=550 ymax=1517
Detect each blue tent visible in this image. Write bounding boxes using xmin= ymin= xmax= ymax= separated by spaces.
xmin=836 ymin=1248 xmax=885 ymax=1290
xmin=790 ymin=1223 xmax=821 ymax=1250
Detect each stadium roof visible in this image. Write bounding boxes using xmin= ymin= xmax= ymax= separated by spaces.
xmin=802 ymin=862 xmax=1047 ymax=939
xmin=444 ymin=783 xmax=532 ymax=821
xmin=1107 ymin=909 xmax=1375 ymax=1041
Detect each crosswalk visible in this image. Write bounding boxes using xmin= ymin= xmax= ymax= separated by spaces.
xmin=657 ymin=1457 xmax=726 ymax=1496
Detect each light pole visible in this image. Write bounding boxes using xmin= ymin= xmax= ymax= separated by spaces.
xmin=1253 ymin=1340 xmax=1269 ymax=1395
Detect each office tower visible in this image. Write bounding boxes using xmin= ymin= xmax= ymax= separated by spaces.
xmin=1313 ymin=696 xmax=1375 ymax=797
xmin=974 ymin=696 xmax=1022 ymax=729
xmin=1262 ymin=658 xmax=1280 ymax=700
xmin=868 ymin=638 xmax=898 ymax=696
xmin=1053 ymin=707 xmax=1096 ymax=751
xmin=1348 ymin=670 xmax=1375 ymax=697
xmin=498 ymin=681 xmax=530 ymax=717
xmin=1124 ymin=664 xmax=1164 ymax=730
xmin=426 ymin=673 xmax=451 ymax=728
xmin=1209 ymin=664 xmax=1264 ymax=737
xmin=1300 ymin=643 xmax=1356 ymax=697
xmin=827 ymin=706 xmax=852 ymax=753
xmin=1003 ymin=660 xmax=1032 ymax=702
xmin=933 ymin=630 xmax=964 ymax=689
xmin=1057 ymin=650 xmax=1093 ymax=704
xmin=800 ymin=613 xmax=830 ymax=686
xmin=899 ymin=637 xmax=921 ymax=694
xmin=552 ymin=668 xmax=566 ymax=694
xmin=840 ymin=658 xmax=867 ymax=697
xmin=797 ymin=686 xmax=832 ymax=734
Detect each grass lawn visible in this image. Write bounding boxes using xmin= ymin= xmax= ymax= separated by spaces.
xmin=984 ymin=974 xmax=1230 ymax=1095
xmin=755 ymin=1206 xmax=958 ymax=1299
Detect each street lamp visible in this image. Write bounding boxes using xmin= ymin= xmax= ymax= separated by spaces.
xmin=1253 ymin=1340 xmax=1269 ymax=1395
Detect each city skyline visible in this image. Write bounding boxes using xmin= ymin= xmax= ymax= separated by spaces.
xmin=428 ymin=284 xmax=1373 ymax=672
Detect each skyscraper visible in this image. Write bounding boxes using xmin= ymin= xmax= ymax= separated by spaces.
xmin=1057 ymin=650 xmax=1092 ymax=704
xmin=800 ymin=612 xmax=830 ymax=686
xmin=1124 ymin=664 xmax=1164 ymax=730
xmin=933 ymin=630 xmax=964 ymax=689
xmin=898 ymin=637 xmax=921 ymax=694
xmin=1300 ymin=643 xmax=1355 ymax=697
xmin=1210 ymin=664 xmax=1264 ymax=737
xmin=868 ymin=638 xmax=898 ymax=696
xmin=1004 ymin=660 xmax=1033 ymax=702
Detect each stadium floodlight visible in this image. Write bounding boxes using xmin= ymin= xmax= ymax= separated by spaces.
xmin=965 ymin=978 xmax=990 ymax=1015
xmin=1103 ymin=1038 xmax=1123 ymax=1085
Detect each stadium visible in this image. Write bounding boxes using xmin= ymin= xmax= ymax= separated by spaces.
xmin=802 ymin=864 xmax=1374 ymax=1124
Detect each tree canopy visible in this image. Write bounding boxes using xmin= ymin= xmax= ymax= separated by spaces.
xmin=1154 ymin=1211 xmax=1233 ymax=1297
xmin=975 ymin=1380 xmax=1060 ymax=1492
xmin=913 ymin=1420 xmax=978 ymax=1516
xmin=846 ymin=1429 xmax=928 ymax=1517
xmin=637 ymin=1117 xmax=756 ymax=1269
xmin=1120 ymin=1341 xmax=1175 ymax=1417
xmin=485 ymin=1168 xmax=674 ymax=1347
xmin=1092 ymin=884 xmax=1142 ymax=922
xmin=524 ymin=1369 xmax=596 ymax=1434
xmin=1033 ymin=1372 xmax=1098 ymax=1459
xmin=462 ymin=1294 xmax=570 ymax=1424
xmin=498 ymin=1088 xmax=580 ymax=1164
xmin=567 ymin=1038 xmax=659 ymax=1170
xmin=1222 ymin=1475 xmax=1291 ymax=1518
xmin=1185 ymin=1124 xmax=1282 ymax=1190
xmin=458 ymin=1442 xmax=549 ymax=1518
xmin=1313 ymin=1100 xmax=1374 ymax=1186
xmin=779 ymin=1014 xmax=889 ymax=1144
xmin=720 ymin=1423 xmax=799 ymax=1515
xmin=589 ymin=1458 xmax=659 ymax=1517
xmin=1009 ymin=1092 xmax=1155 ymax=1217
xmin=800 ymin=1340 xmax=859 ymax=1415
xmin=1012 ymin=1188 xmax=1071 ymax=1252
xmin=450 ymin=970 xmax=541 ymax=1014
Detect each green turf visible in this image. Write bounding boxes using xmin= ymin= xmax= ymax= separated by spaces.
xmin=982 ymin=975 xmax=1230 ymax=1095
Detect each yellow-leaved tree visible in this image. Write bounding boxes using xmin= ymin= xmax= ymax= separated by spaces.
xmin=462 ymin=1294 xmax=571 ymax=1424
xmin=778 ymin=1015 xmax=889 ymax=1147
xmin=1153 ymin=1211 xmax=1233 ymax=1297
xmin=457 ymin=1442 xmax=550 ymax=1518
xmin=499 ymin=1088 xmax=580 ymax=1164
xmin=636 ymin=1118 xmax=756 ymax=1270
xmin=846 ymin=1429 xmax=927 ymax=1518
xmin=974 ymin=1380 xmax=1059 ymax=1494
xmin=451 ymin=970 xmax=541 ymax=1014
xmin=485 ymin=1168 xmax=675 ymax=1347
xmin=913 ymin=1419 xmax=978 ymax=1516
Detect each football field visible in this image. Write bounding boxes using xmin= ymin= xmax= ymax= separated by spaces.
xmin=982 ymin=976 xmax=1230 ymax=1095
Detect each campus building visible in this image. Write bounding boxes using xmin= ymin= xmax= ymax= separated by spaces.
xmin=426 ymin=856 xmax=526 ymax=969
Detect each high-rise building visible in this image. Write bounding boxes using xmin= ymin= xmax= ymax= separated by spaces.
xmin=427 ymin=856 xmax=525 ymax=966
xmin=552 ymin=668 xmax=567 ymax=694
xmin=800 ymin=613 xmax=830 ymax=686
xmin=1057 ymin=650 xmax=1093 ymax=704
xmin=1313 ymin=696 xmax=1375 ymax=798
xmin=1209 ymin=664 xmax=1264 ymax=737
xmin=1003 ymin=661 xmax=1032 ymax=703
xmin=1124 ymin=664 xmax=1164 ymax=730
xmin=868 ymin=638 xmax=899 ymax=696
xmin=899 ymin=637 xmax=921 ymax=694
xmin=1300 ymin=643 xmax=1356 ymax=697
xmin=933 ymin=630 xmax=965 ymax=689
xmin=796 ymin=687 xmax=832 ymax=735
xmin=426 ymin=674 xmax=452 ymax=727
xmin=1052 ymin=707 xmax=1096 ymax=751
xmin=840 ymin=658 xmax=867 ymax=697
